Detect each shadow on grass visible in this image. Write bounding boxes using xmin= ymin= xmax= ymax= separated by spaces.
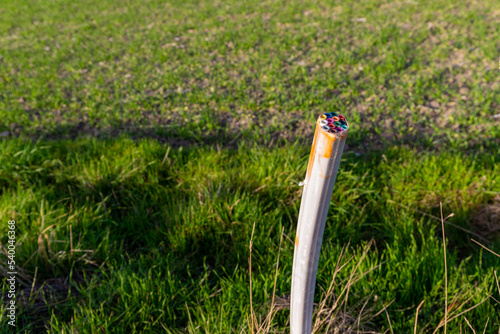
xmin=4 ymin=112 xmax=500 ymax=155
xmin=1 ymin=136 xmax=499 ymax=330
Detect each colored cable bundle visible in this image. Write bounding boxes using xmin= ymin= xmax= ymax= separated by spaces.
xmin=290 ymin=113 xmax=349 ymax=334
xmin=318 ymin=112 xmax=349 ymax=133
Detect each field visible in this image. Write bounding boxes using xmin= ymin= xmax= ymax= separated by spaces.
xmin=0 ymin=0 xmax=499 ymax=332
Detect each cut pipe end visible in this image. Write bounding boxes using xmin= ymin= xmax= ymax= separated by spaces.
xmin=318 ymin=112 xmax=349 ymax=134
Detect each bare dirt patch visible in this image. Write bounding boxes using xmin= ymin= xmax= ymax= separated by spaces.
xmin=470 ymin=195 xmax=500 ymax=241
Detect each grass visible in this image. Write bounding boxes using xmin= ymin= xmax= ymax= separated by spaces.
xmin=0 ymin=0 xmax=499 ymax=332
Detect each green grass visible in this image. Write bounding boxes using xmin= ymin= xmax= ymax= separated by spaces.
xmin=0 ymin=0 xmax=499 ymax=332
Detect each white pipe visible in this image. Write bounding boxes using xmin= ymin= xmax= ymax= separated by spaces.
xmin=290 ymin=115 xmax=349 ymax=333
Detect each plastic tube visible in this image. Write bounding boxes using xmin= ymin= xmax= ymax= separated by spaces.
xmin=290 ymin=113 xmax=349 ymax=334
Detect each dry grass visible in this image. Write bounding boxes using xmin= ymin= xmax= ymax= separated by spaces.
xmin=311 ymin=240 xmax=384 ymax=334
xmin=245 ymin=201 xmax=500 ymax=333
xmin=247 ymin=238 xmax=386 ymax=333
